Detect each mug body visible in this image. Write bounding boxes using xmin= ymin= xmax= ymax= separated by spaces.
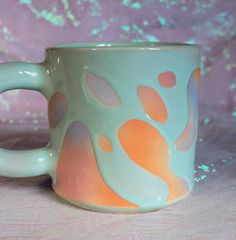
xmin=45 ymin=42 xmax=200 ymax=213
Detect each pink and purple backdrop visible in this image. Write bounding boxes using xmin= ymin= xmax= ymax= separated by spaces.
xmin=0 ymin=0 xmax=236 ymax=128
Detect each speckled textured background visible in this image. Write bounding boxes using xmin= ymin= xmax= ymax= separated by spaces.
xmin=0 ymin=0 xmax=236 ymax=122
xmin=0 ymin=1 xmax=235 ymax=239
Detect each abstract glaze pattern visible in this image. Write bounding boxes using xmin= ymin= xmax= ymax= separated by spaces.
xmin=175 ymin=68 xmax=200 ymax=151
xmin=54 ymin=67 xmax=199 ymax=210
xmin=118 ymin=119 xmax=188 ymax=201
xmin=55 ymin=121 xmax=136 ymax=208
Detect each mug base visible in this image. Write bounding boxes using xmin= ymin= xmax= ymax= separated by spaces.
xmin=52 ymin=185 xmax=192 ymax=213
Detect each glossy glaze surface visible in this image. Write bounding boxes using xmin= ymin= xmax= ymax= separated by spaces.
xmin=48 ymin=43 xmax=200 ymax=212
xmin=0 ymin=42 xmax=200 ymax=212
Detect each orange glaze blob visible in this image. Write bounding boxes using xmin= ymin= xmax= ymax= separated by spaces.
xmin=56 ymin=121 xmax=136 ymax=208
xmin=137 ymin=85 xmax=168 ymax=123
xmin=98 ymin=135 xmax=113 ymax=152
xmin=158 ymin=71 xmax=176 ymax=88
xmin=118 ymin=119 xmax=189 ymax=202
xmin=194 ymin=67 xmax=201 ymax=90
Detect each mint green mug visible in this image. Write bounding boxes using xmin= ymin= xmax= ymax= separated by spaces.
xmin=0 ymin=42 xmax=201 ymax=213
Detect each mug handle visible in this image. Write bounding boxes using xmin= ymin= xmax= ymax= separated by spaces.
xmin=0 ymin=62 xmax=56 ymax=177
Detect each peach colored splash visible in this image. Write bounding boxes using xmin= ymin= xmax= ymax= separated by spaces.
xmin=56 ymin=121 xmax=136 ymax=208
xmin=98 ymin=135 xmax=113 ymax=152
xmin=118 ymin=119 xmax=189 ymax=201
xmin=137 ymin=85 xmax=168 ymax=123
xmin=194 ymin=68 xmax=201 ymax=90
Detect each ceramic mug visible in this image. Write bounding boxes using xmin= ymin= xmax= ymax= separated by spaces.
xmin=0 ymin=42 xmax=201 ymax=213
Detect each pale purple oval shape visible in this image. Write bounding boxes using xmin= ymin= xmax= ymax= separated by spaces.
xmin=85 ymin=73 xmax=120 ymax=107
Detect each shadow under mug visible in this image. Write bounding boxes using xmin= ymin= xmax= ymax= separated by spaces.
xmin=0 ymin=42 xmax=201 ymax=213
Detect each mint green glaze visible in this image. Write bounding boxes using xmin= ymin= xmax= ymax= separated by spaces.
xmin=0 ymin=62 xmax=56 ymax=177
xmin=54 ymin=188 xmax=192 ymax=213
xmin=0 ymin=42 xmax=200 ymax=213
xmin=45 ymin=43 xmax=200 ymax=210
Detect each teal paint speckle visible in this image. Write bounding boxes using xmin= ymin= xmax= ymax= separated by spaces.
xmin=91 ymin=29 xmax=99 ymax=35
xmin=66 ymin=12 xmax=80 ymax=27
xmin=61 ymin=0 xmax=80 ymax=27
xmin=195 ymin=175 xmax=206 ymax=183
xmin=181 ymin=5 xmax=188 ymax=11
xmin=19 ymin=0 xmax=65 ymax=27
xmin=131 ymin=2 xmax=142 ymax=9
xmin=223 ymin=47 xmax=230 ymax=59
xmin=61 ymin=0 xmax=69 ymax=9
xmin=2 ymin=27 xmax=8 ymax=34
xmin=132 ymin=24 xmax=143 ymax=34
xmin=1 ymin=26 xmax=14 ymax=42
xmin=229 ymin=83 xmax=236 ymax=91
xmin=203 ymin=117 xmax=210 ymax=125
xmin=87 ymin=0 xmax=101 ymax=16
xmin=90 ymin=19 xmax=112 ymax=36
xmin=158 ymin=16 xmax=167 ymax=26
xmin=122 ymin=0 xmax=141 ymax=9
xmin=20 ymin=0 xmax=31 ymax=3
xmin=185 ymin=39 xmax=196 ymax=44
xmin=40 ymin=10 xmax=65 ymax=27
xmin=122 ymin=0 xmax=130 ymax=6
xmin=194 ymin=163 xmax=216 ymax=183
xmin=232 ymin=111 xmax=236 ymax=117
xmin=145 ymin=34 xmax=159 ymax=42
xmin=123 ymin=23 xmax=159 ymax=42
xmin=121 ymin=25 xmax=130 ymax=32
xmin=198 ymin=164 xmax=210 ymax=172
xmin=143 ymin=20 xmax=149 ymax=26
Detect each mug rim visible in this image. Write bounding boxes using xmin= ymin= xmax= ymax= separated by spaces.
xmin=47 ymin=42 xmax=200 ymax=51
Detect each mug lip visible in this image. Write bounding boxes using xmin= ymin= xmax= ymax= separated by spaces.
xmin=46 ymin=42 xmax=200 ymax=51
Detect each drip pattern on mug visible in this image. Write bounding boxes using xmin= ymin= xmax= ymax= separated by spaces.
xmin=175 ymin=68 xmax=200 ymax=151
xmin=118 ymin=119 xmax=189 ymax=202
xmin=55 ymin=121 xmax=137 ymax=208
xmin=55 ymin=68 xmax=199 ymax=209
